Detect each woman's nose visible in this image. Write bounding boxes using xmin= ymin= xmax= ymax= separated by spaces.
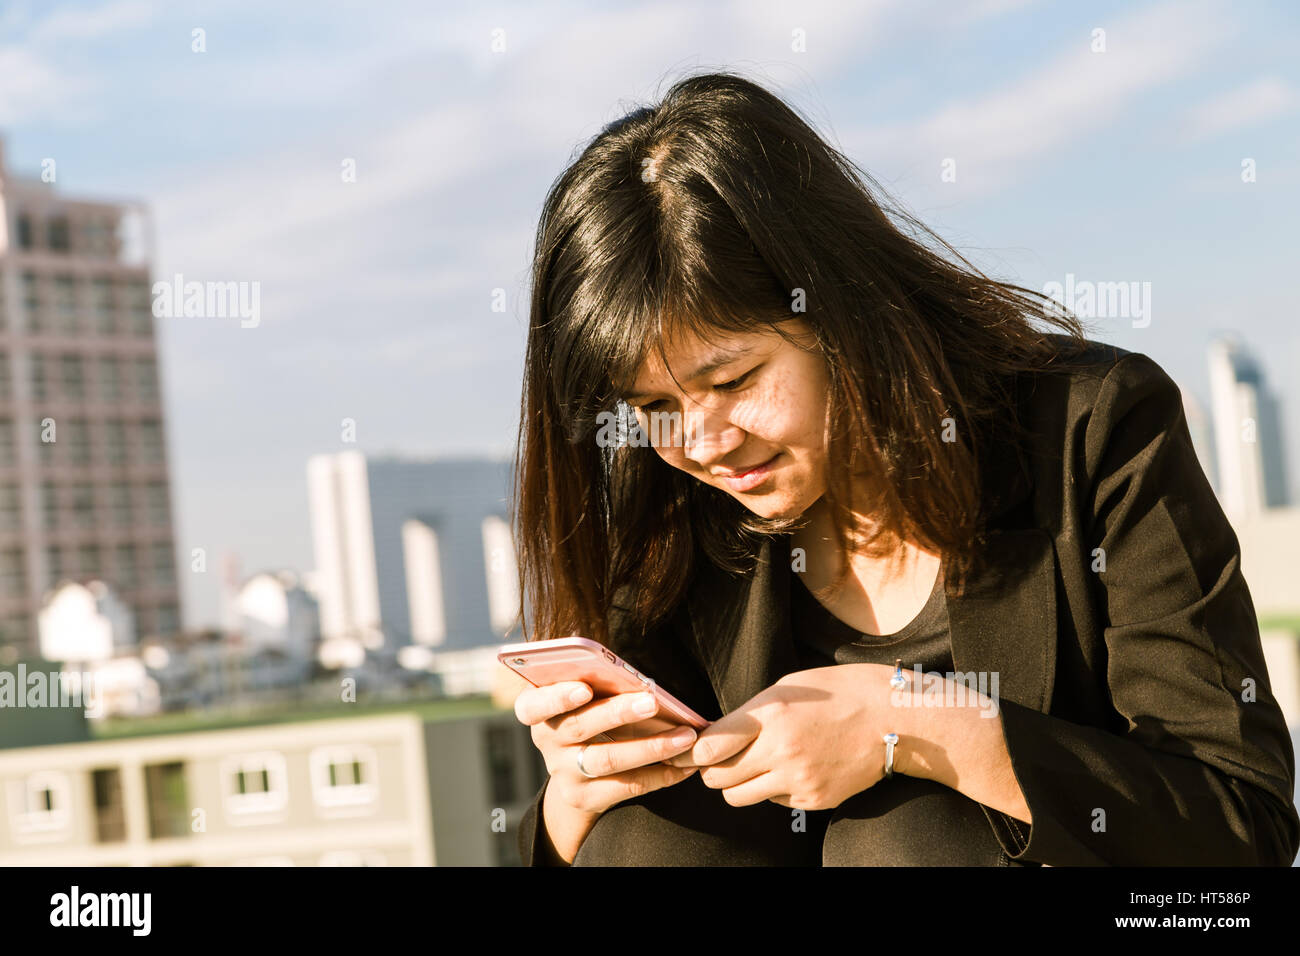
xmin=680 ymin=407 xmax=744 ymax=468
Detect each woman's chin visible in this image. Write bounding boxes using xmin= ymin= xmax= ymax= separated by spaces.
xmin=738 ymin=493 xmax=805 ymax=520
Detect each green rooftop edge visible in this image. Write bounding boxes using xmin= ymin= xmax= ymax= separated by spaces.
xmin=89 ymin=694 xmax=508 ymax=742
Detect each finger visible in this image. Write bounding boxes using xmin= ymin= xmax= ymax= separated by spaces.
xmin=545 ymin=690 xmax=663 ymax=745
xmin=514 ymin=681 xmax=593 ymax=725
xmin=558 ymin=763 xmax=698 ymax=814
xmin=662 ymin=719 xmax=759 ymax=768
xmin=571 ymin=724 xmax=698 ymax=777
xmin=697 ymin=739 xmax=768 ymax=790
xmin=716 ymin=771 xmax=781 ymax=808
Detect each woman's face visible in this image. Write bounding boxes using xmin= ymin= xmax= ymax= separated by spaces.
xmin=622 ymin=319 xmax=829 ymax=519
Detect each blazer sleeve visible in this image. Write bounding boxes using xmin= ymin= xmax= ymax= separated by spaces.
xmin=516 ymin=776 xmax=556 ymax=867
xmin=989 ymin=351 xmax=1300 ymax=866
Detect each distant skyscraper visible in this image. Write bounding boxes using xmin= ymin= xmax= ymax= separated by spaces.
xmin=306 ymin=452 xmax=521 ymax=659
xmin=1208 ymin=336 xmax=1291 ymax=520
xmin=0 ymin=140 xmax=183 ymax=657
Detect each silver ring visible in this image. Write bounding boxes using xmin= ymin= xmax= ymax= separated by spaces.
xmin=576 ymin=744 xmax=600 ymax=778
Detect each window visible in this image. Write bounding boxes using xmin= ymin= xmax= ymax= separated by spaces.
xmin=78 ymin=543 xmax=101 ymax=577
xmin=66 ymin=419 xmax=90 ymax=465
xmin=0 ymin=351 xmax=9 ymax=396
xmin=91 ymin=768 xmax=126 ymax=843
xmin=92 ymin=277 xmax=116 ymax=334
xmin=139 ymin=420 xmax=163 ymax=463
xmin=28 ymin=353 xmax=47 ymax=400
xmin=71 ymin=483 xmax=94 ymax=528
xmin=35 ymin=420 xmax=55 ymax=465
xmin=104 ymin=420 xmax=127 ymax=465
xmin=0 ymin=484 xmax=19 ymax=534
xmin=109 ymin=482 xmax=132 ymax=527
xmin=10 ymin=771 xmax=72 ymax=836
xmin=221 ymin=752 xmax=288 ymax=818
xmin=0 ymin=614 xmax=30 ymax=651
xmin=151 ymin=542 xmax=174 ymax=588
xmin=47 ymin=217 xmax=71 ymax=251
xmin=0 ymin=420 xmax=10 ymax=463
xmin=46 ymin=545 xmax=64 ymax=582
xmin=16 ymin=215 xmax=33 ymax=250
xmin=114 ymin=543 xmax=137 ymax=588
xmin=21 ymin=271 xmax=42 ymax=333
xmin=98 ymin=356 xmax=120 ymax=400
xmin=146 ymin=482 xmax=169 ymax=525
xmin=135 ymin=357 xmax=158 ymax=402
xmin=309 ymin=745 xmax=378 ymax=810
xmin=85 ymin=221 xmax=114 ymax=257
xmin=0 ymin=547 xmax=26 ymax=600
xmin=60 ymin=354 xmax=85 ymax=400
xmin=144 ymin=761 xmax=190 ymax=839
xmin=127 ymin=280 xmax=152 ymax=336
xmin=52 ymin=274 xmax=78 ymax=334
xmin=42 ymin=481 xmax=59 ymax=530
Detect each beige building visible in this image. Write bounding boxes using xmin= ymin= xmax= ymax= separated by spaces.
xmin=0 ymin=697 xmax=545 ymax=866
xmin=0 ymin=139 xmax=182 ymax=656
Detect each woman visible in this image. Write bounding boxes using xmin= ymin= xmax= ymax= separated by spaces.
xmin=508 ymin=71 xmax=1299 ymax=866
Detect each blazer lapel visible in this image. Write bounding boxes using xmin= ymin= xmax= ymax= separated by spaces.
xmin=687 ymin=402 xmax=1059 ymax=718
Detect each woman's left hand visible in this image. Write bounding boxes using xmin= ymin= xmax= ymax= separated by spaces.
xmin=662 ymin=662 xmax=905 ymax=810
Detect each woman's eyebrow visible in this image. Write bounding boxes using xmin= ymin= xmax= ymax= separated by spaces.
xmin=623 ymin=345 xmax=755 ymax=403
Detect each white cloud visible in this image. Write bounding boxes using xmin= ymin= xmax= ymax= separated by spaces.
xmin=27 ymin=0 xmax=155 ymax=43
xmin=1176 ymin=77 xmax=1298 ymax=144
xmin=0 ymin=0 xmax=157 ymax=125
xmin=836 ymin=0 xmax=1231 ymax=197
xmin=0 ymin=47 xmax=68 ymax=125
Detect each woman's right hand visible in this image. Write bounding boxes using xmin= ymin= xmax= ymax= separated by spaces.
xmin=514 ymin=680 xmax=701 ymax=816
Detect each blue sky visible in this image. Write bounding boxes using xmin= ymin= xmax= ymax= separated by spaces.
xmin=2 ymin=0 xmax=1297 ymax=630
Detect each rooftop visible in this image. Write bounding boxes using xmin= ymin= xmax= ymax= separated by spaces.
xmin=89 ymin=693 xmax=507 ymax=742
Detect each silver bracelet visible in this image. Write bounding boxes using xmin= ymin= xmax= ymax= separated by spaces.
xmin=883 ymin=658 xmax=906 ymax=778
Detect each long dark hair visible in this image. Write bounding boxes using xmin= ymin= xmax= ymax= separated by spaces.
xmin=511 ymin=69 xmax=1096 ymax=652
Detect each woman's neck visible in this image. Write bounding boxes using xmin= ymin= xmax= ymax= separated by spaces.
xmin=790 ymin=496 xmax=940 ymax=602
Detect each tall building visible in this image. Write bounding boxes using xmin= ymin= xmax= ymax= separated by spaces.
xmin=306 ymin=452 xmax=521 ymax=660
xmin=1208 ymin=336 xmax=1291 ymax=521
xmin=0 ymin=140 xmax=183 ymax=657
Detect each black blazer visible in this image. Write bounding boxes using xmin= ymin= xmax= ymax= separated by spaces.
xmin=517 ymin=337 xmax=1300 ymax=866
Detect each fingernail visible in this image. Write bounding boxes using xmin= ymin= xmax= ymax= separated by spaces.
xmin=569 ymin=687 xmax=591 ymax=706
xmin=633 ymin=693 xmax=657 ymax=715
xmin=670 ymin=728 xmax=696 ymax=746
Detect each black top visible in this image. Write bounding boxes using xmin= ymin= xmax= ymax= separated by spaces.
xmin=788 ymin=564 xmax=1029 ymax=865
xmin=789 ymin=564 xmax=952 ymax=673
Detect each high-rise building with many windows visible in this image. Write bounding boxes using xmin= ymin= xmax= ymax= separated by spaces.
xmin=0 ymin=140 xmax=182 ymax=657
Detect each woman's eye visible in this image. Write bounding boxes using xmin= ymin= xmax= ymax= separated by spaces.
xmin=629 ymin=368 xmax=758 ymax=413
xmin=714 ymin=368 xmax=757 ymax=392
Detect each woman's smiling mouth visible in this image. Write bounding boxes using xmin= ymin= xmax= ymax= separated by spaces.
xmin=715 ymin=453 xmax=781 ymax=492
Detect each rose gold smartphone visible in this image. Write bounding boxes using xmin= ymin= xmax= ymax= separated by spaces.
xmin=498 ymin=636 xmax=711 ymax=733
